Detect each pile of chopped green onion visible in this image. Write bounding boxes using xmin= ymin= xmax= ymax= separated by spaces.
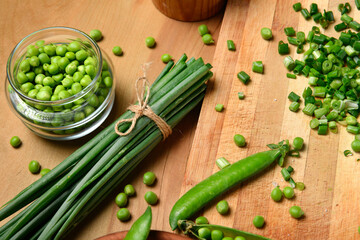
xmin=0 ymin=54 xmax=212 ymax=239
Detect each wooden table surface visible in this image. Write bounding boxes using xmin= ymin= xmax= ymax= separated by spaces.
xmin=0 ymin=0 xmax=359 ymax=240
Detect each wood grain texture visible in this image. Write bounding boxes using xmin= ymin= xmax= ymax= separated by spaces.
xmin=181 ymin=0 xmax=360 ymax=240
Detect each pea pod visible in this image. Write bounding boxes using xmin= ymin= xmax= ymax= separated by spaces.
xmin=178 ymin=220 xmax=271 ymax=240
xmin=169 ymin=141 xmax=289 ymax=230
xmin=124 ymin=206 xmax=152 ymax=240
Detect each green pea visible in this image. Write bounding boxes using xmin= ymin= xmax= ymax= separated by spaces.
xmin=202 ymin=34 xmax=214 ymax=44
xmin=27 ymin=47 xmax=39 ymax=57
xmin=39 ymin=86 xmax=52 ymax=94
xmin=144 ymin=191 xmax=158 ymax=205
xmin=76 ymin=49 xmax=88 ymax=62
xmin=33 ymin=66 xmax=43 ymax=75
xmin=252 ymin=215 xmax=265 ymax=228
xmin=58 ymin=57 xmax=70 ymax=70
xmin=198 ymin=227 xmax=211 ymax=239
xmin=211 ymin=229 xmax=223 ymax=240
xmin=115 ymin=192 xmax=128 ymax=207
xmin=28 ymin=89 xmax=39 ymax=99
xmin=271 ymin=186 xmax=282 ymax=202
xmin=10 ymin=136 xmax=21 ymax=148
xmin=234 ymin=134 xmax=246 ymax=147
xmin=143 ymin=171 xmax=156 ymax=185
xmin=102 ymin=76 xmax=112 ymax=88
xmin=36 ymin=90 xmax=51 ymax=101
xmin=36 ymin=40 xmax=45 ymax=47
xmin=40 ymin=168 xmax=51 ymax=177
xmin=195 ymin=216 xmax=209 ymax=225
xmin=102 ymin=60 xmax=109 ymax=70
xmin=85 ymin=65 xmax=96 ymax=78
xmin=17 ymin=72 xmax=29 ymax=84
xmin=48 ymin=64 xmax=59 ymax=75
xmin=74 ymin=111 xmax=85 ymax=122
xmin=58 ymin=90 xmax=71 ymax=100
xmin=56 ymin=45 xmax=67 ymax=56
xmin=90 ymin=29 xmax=102 ymax=42
xmin=35 ymin=74 xmax=45 ymax=84
xmin=65 ymin=51 xmax=76 ymax=61
xmin=117 ymin=208 xmax=131 ymax=222
xmin=215 ymin=104 xmax=224 ymax=112
xmin=25 ymin=72 xmax=36 ymax=82
xmin=283 ymin=186 xmax=295 ymax=199
xmin=38 ymin=53 xmax=50 ymax=64
xmin=351 ymin=139 xmax=360 ymax=152
xmin=54 ymin=85 xmax=65 ymax=95
xmin=112 ymin=46 xmax=123 ymax=56
xmin=42 ymin=63 xmax=49 ymax=72
xmin=80 ymin=75 xmax=92 ymax=87
xmin=44 ymin=44 xmax=56 ymax=56
xmin=260 ymin=27 xmax=273 ymax=40
xmin=293 ymin=137 xmax=304 ymax=150
xmin=21 ymin=82 xmax=34 ymax=94
xmin=98 ymin=95 xmax=105 ymax=105
xmin=124 ymin=184 xmax=136 ymax=196
xmin=234 ymin=237 xmax=246 ymax=240
xmin=20 ymin=59 xmax=30 ymax=72
xmin=87 ymin=94 xmax=99 ymax=107
xmin=66 ymin=89 xmax=73 ymax=97
xmin=74 ymin=98 xmax=86 ymax=105
xmin=65 ymin=63 xmax=78 ymax=76
xmin=161 ymin=54 xmax=172 ymax=63
xmin=52 ymin=73 xmax=64 ymax=83
xmin=67 ymin=41 xmax=82 ymax=52
xmin=102 ymin=70 xmax=110 ymax=79
xmin=34 ymin=84 xmax=43 ymax=90
xmin=84 ymin=56 xmax=96 ymax=66
xmin=29 ymin=56 xmax=40 ymax=67
xmin=29 ymin=160 xmax=41 ymax=174
xmin=43 ymin=77 xmax=55 ymax=87
xmin=145 ymin=37 xmax=156 ymax=48
xmin=198 ymin=24 xmax=209 ymax=36
xmin=99 ymin=87 xmax=109 ymax=97
xmin=216 ymin=200 xmax=229 ymax=215
xmin=61 ymin=77 xmax=73 ymax=88
xmin=38 ymin=47 xmax=44 ymax=53
xmin=289 ymin=206 xmax=304 ymax=219
xmin=84 ymin=105 xmax=95 ymax=116
xmin=70 ymin=59 xmax=79 ymax=67
xmin=71 ymin=82 xmax=83 ymax=94
xmin=77 ymin=65 xmax=86 ymax=75
xmin=73 ymin=72 xmax=84 ymax=82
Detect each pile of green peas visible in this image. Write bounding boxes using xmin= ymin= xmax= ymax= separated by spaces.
xmin=13 ymin=39 xmax=113 ymax=134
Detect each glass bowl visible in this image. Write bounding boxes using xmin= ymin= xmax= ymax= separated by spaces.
xmin=5 ymin=26 xmax=115 ymax=140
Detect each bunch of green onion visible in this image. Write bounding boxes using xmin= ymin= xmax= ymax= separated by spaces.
xmin=0 ymin=54 xmax=213 ymax=240
xmin=283 ymin=26 xmax=360 ymax=136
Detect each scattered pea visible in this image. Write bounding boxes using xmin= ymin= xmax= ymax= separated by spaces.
xmin=202 ymin=33 xmax=215 ymax=44
xmin=40 ymin=168 xmax=51 ymax=177
xmin=144 ymin=191 xmax=158 ymax=205
xmin=198 ymin=227 xmax=211 ymax=239
xmin=161 ymin=54 xmax=172 ymax=63
xmin=253 ymin=215 xmax=265 ymax=228
xmin=289 ymin=206 xmax=304 ymax=219
xmin=216 ymin=200 xmax=229 ymax=215
xmin=215 ymin=104 xmax=224 ymax=112
xmin=29 ymin=160 xmax=41 ymax=174
xmin=261 ymin=27 xmax=273 ymax=40
xmin=293 ymin=137 xmax=304 ymax=150
xmin=295 ymin=182 xmax=305 ymax=191
xmin=211 ymin=229 xmax=224 ymax=240
xmin=234 ymin=237 xmax=246 ymax=240
xmin=283 ymin=186 xmax=295 ymax=199
xmin=115 ymin=192 xmax=128 ymax=207
xmin=271 ymin=186 xmax=282 ymax=202
xmin=124 ymin=184 xmax=135 ymax=196
xmin=143 ymin=171 xmax=156 ymax=186
xmin=112 ymin=46 xmax=123 ymax=56
xmin=117 ymin=208 xmax=131 ymax=222
xmin=351 ymin=139 xmax=360 ymax=152
xmin=195 ymin=216 xmax=209 ymax=225
xmin=198 ymin=24 xmax=209 ymax=36
xmin=89 ymin=29 xmax=102 ymax=42
xmin=10 ymin=136 xmax=21 ymax=148
xmin=145 ymin=37 xmax=156 ymax=48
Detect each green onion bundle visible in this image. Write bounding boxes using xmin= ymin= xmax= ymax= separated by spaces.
xmin=0 ymin=54 xmax=213 ymax=240
xmin=284 ymin=28 xmax=360 ymax=136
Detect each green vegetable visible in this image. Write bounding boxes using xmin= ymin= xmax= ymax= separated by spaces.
xmin=28 ymin=160 xmax=41 ymax=174
xmin=278 ymin=41 xmax=290 ymax=55
xmin=145 ymin=37 xmax=156 ymax=48
xmin=10 ymin=136 xmax=21 ymax=148
xmin=289 ymin=102 xmax=300 ymax=112
xmin=211 ymin=229 xmax=224 ymax=240
xmin=252 ymin=61 xmax=264 ymax=74
xmin=295 ymin=182 xmax=305 ymax=191
xmin=281 ymin=168 xmax=291 ymax=181
xmin=284 ymin=27 xmax=296 ymax=36
xmin=124 ymin=184 xmax=135 ymax=196
xmin=124 ymin=206 xmax=152 ymax=240
xmin=252 ymin=215 xmax=265 ymax=228
xmin=288 ymin=92 xmax=300 ymax=102
xmin=289 ymin=206 xmax=304 ymax=219
xmin=216 ymin=157 xmax=231 ymax=170
xmin=234 ymin=134 xmax=246 ymax=147
xmin=198 ymin=24 xmax=209 ymax=36
xmin=351 ymin=139 xmax=360 ymax=152
xmin=143 ymin=171 xmax=156 ymax=186
xmin=112 ymin=46 xmax=123 ymax=56
xmin=237 ymin=71 xmax=250 ymax=84
xmin=344 ymin=150 xmax=353 ymax=157
xmin=169 ymin=142 xmax=289 ymax=230
xmin=286 ymin=73 xmax=296 ymax=79
xmin=283 ymin=186 xmax=295 ymax=199
xmin=161 ymin=54 xmax=172 ymax=63
xmin=215 ymin=104 xmax=224 ymax=112
xmin=40 ymin=168 xmax=51 ymax=177
xmin=198 ymin=227 xmax=211 ymax=239
xmin=202 ymin=34 xmax=214 ymax=44
xmin=195 ymin=216 xmax=209 ymax=225
xmin=89 ymin=29 xmax=102 ymax=42
xmin=117 ymin=208 xmax=131 ymax=222
xmin=144 ymin=191 xmax=158 ymax=205
xmin=115 ymin=192 xmax=128 ymax=207
xmin=271 ymin=187 xmax=282 ymax=202
xmin=178 ymin=220 xmax=270 ymax=240
xmin=293 ymin=2 xmax=301 ymax=12
xmin=260 ymin=28 xmax=272 ymax=40
xmin=301 ymin=8 xmax=311 ymax=20
xmin=293 ymin=137 xmax=304 ymax=150
xmin=227 ymin=40 xmax=236 ymax=51
xmin=238 ymin=92 xmax=245 ymax=100
xmin=216 ymin=200 xmax=229 ymax=215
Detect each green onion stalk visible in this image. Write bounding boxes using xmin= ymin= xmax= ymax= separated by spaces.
xmin=0 ymin=54 xmax=213 ymax=240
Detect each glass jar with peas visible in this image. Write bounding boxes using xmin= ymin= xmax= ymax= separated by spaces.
xmin=5 ymin=27 xmax=115 ymax=140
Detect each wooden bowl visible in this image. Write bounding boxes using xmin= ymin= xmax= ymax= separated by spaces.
xmin=95 ymin=230 xmax=191 ymax=240
xmin=152 ymin=0 xmax=227 ymax=22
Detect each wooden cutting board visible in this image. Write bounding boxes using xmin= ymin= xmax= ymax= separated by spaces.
xmin=181 ymin=0 xmax=360 ymax=239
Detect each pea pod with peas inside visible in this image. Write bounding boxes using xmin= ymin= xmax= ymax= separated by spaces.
xmin=178 ymin=220 xmax=271 ymax=240
xmin=124 ymin=206 xmax=152 ymax=240
xmin=169 ymin=141 xmax=289 ymax=230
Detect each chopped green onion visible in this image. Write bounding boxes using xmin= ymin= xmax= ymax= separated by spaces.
xmin=284 ymin=56 xmax=295 ymax=71
xmin=313 ymin=86 xmax=326 ymax=98
xmin=302 ymin=103 xmax=316 ymax=116
xmin=346 ymin=115 xmax=358 ymax=126
xmin=310 ymin=118 xmax=320 ymax=129
xmin=284 ymin=27 xmax=296 ymax=36
xmin=307 ymin=31 xmax=315 ymax=42
xmin=289 ymin=178 xmax=296 ymax=188
xmin=287 ymin=73 xmax=296 ymax=79
xmin=216 ymin=157 xmax=231 ymax=170
xmin=287 ymin=166 xmax=294 ymax=173
xmin=288 ymin=92 xmax=300 ymax=102
xmin=288 ymin=36 xmax=300 ymax=46
xmin=341 ymin=13 xmax=353 ymax=24
xmin=310 ymin=3 xmax=318 ymax=15
xmin=349 ymin=21 xmax=360 ymax=31
xmin=289 ymin=102 xmax=300 ymax=112
xmin=237 ymin=71 xmax=250 ymax=84
xmin=328 ymin=121 xmax=337 ymax=129
xmin=281 ymin=168 xmax=291 ymax=181
xmin=252 ymin=61 xmax=264 ymax=73
xmin=334 ymin=22 xmax=348 ymax=32
xmin=293 ymin=2 xmax=302 ymax=12
xmin=238 ymin=92 xmax=245 ymax=100
xmin=312 ymin=12 xmax=322 ymax=23
xmin=301 ymin=8 xmax=311 ymax=20
xmin=314 ymin=107 xmax=329 ymax=119
xmin=347 ymin=125 xmax=359 ymax=134
xmin=278 ymin=41 xmax=290 ymax=55
xmin=344 ymin=150 xmax=353 ymax=157
xmin=356 ymin=0 xmax=360 ymax=10
xmin=227 ymin=40 xmax=236 ymax=51
xmin=318 ymin=125 xmax=328 ymax=135
xmin=295 ymin=182 xmax=305 ymax=190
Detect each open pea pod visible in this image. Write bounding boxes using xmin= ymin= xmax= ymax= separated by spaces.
xmin=178 ymin=220 xmax=271 ymax=240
